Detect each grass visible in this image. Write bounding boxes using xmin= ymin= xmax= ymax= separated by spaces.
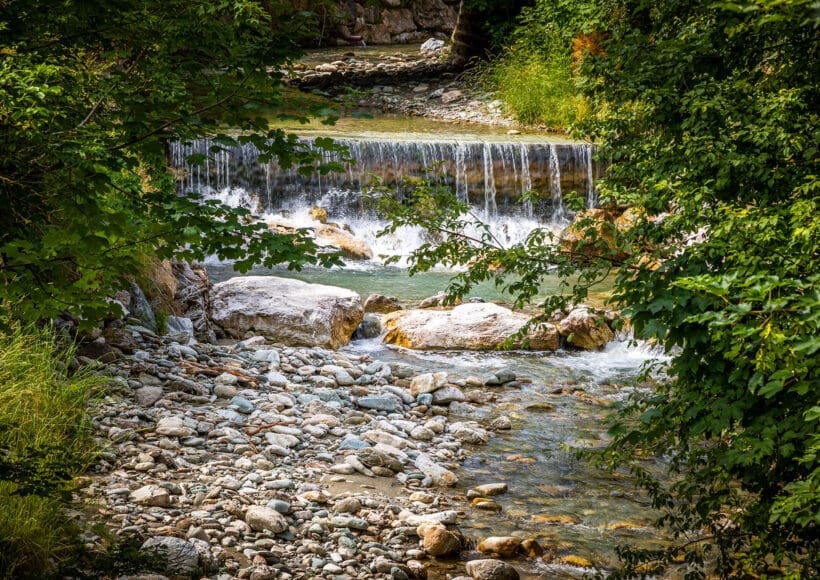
xmin=0 ymin=323 xmax=102 ymax=578
xmin=484 ymin=51 xmax=588 ymax=129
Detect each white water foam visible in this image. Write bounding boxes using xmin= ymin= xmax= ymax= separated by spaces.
xmin=202 ymin=186 xmax=560 ymax=268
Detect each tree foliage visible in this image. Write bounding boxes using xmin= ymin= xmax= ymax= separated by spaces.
xmin=0 ymin=0 xmax=343 ymax=326
xmin=376 ymin=0 xmax=819 ymax=575
xmin=584 ymin=1 xmax=820 ymax=575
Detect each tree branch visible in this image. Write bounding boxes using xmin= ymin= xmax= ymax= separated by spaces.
xmin=108 ymin=76 xmax=250 ymax=152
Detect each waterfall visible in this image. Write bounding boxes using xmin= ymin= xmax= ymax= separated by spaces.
xmin=519 ymin=146 xmax=533 ymax=218
xmin=168 ymin=135 xmax=600 ymax=263
xmin=169 ymin=136 xmax=598 ymax=221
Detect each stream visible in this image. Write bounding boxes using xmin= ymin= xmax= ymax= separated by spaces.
xmin=173 ymin=117 xmax=672 ymax=577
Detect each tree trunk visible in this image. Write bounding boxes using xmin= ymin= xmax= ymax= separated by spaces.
xmin=449 ymin=0 xmax=488 ymax=66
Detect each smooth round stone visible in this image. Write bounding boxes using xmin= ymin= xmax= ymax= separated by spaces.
xmin=330 ymin=463 xmax=356 ymax=475
xmin=323 ymin=563 xmax=344 ymax=574
xmin=471 ymin=499 xmax=502 ymax=512
xmin=334 ymin=497 xmax=362 ymax=514
xmin=266 ymin=499 xmax=291 ymax=514
xmin=474 ymin=483 xmax=508 ymax=496
xmin=268 ymin=479 xmax=294 ymax=490
xmin=234 ymin=457 xmax=253 ymax=470
xmin=216 ymin=372 xmax=239 ymax=385
xmin=213 ymin=384 xmax=238 ymax=398
xmin=230 ymin=396 xmax=254 ymax=414
xmin=477 ymin=536 xmax=521 ymax=558
xmin=416 ymin=393 xmax=433 ymax=406
xmin=465 ymin=559 xmax=520 ymax=580
xmin=331 ymin=515 xmax=369 ymax=530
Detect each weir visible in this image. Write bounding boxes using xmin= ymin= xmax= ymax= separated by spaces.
xmin=170 ymin=135 xmax=599 ymax=222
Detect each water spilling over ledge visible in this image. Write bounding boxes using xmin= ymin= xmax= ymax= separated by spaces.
xmin=170 ymin=134 xmax=600 ymax=222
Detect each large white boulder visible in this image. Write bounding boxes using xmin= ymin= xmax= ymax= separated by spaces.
xmin=382 ymin=303 xmax=559 ymax=350
xmin=211 ymin=276 xmax=363 ymax=348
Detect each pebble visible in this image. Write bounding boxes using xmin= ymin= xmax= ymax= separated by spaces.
xmin=473 ymin=483 xmax=508 ymax=497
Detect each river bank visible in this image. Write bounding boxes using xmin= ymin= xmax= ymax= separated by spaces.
xmin=79 ymin=316 xmax=663 ymax=580
xmin=288 ymin=43 xmax=525 ymax=130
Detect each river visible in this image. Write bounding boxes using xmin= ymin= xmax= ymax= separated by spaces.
xmin=173 ymin=118 xmax=673 ymax=577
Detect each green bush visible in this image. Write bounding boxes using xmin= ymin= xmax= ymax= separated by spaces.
xmin=0 ymin=324 xmax=101 ymax=578
xmin=478 ymin=0 xmax=596 ymax=128
xmin=486 ymin=51 xmax=585 ymax=128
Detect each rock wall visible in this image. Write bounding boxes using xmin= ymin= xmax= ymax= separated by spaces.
xmin=334 ymin=0 xmax=459 ymax=45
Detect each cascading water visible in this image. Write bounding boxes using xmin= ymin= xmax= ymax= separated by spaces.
xmin=170 ymin=136 xmax=597 ymax=215
xmin=169 ymin=134 xmax=599 ymax=262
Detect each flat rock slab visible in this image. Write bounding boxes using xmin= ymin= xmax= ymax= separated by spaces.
xmin=382 ymin=303 xmax=559 ymax=350
xmin=211 ymin=276 xmax=363 ymax=348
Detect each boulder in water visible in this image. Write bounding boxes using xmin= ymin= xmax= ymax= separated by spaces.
xmin=382 ymin=303 xmax=559 ymax=351
xmin=314 ymin=223 xmax=373 ymax=260
xmin=364 ymin=294 xmax=402 ymax=314
xmin=309 ymin=205 xmax=328 ymax=223
xmin=211 ymin=276 xmax=363 ymax=348
xmin=477 ymin=536 xmax=521 ymax=559
xmin=557 ymin=306 xmax=615 ymax=350
xmin=353 ymin=313 xmax=382 ymax=340
xmin=465 ymin=559 xmax=520 ymax=580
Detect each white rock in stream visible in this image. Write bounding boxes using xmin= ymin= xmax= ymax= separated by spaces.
xmin=211 ymin=276 xmax=363 ymax=348
xmin=383 ymin=303 xmax=559 ymax=350
xmin=415 ymin=453 xmax=458 ymax=486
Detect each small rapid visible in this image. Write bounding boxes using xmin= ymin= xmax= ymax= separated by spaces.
xmin=344 ymin=338 xmax=671 ymax=577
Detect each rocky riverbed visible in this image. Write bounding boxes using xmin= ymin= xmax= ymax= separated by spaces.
xmin=79 ymin=319 xmax=552 ymax=579
xmin=289 ymin=43 xmax=520 ymax=129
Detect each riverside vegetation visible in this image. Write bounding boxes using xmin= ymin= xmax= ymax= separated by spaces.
xmin=1 ymin=0 xmax=818 ymax=578
xmin=0 ymin=325 xmax=100 ymax=576
xmin=386 ymin=0 xmax=819 ymax=576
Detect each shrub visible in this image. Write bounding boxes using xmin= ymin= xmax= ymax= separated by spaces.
xmin=486 ymin=50 xmax=585 ymax=128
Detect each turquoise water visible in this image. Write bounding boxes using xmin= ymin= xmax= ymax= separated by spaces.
xmin=345 ymin=341 xmax=670 ymax=577
xmin=206 ymin=263 xmax=615 ymax=309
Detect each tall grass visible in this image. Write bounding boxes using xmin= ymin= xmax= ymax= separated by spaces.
xmin=485 ymin=50 xmax=587 ymax=129
xmin=0 ymin=323 xmax=101 ymax=578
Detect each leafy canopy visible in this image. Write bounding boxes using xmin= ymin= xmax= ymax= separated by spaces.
xmin=0 ymin=0 xmax=343 ymax=325
xmin=375 ymin=0 xmax=819 ymax=575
